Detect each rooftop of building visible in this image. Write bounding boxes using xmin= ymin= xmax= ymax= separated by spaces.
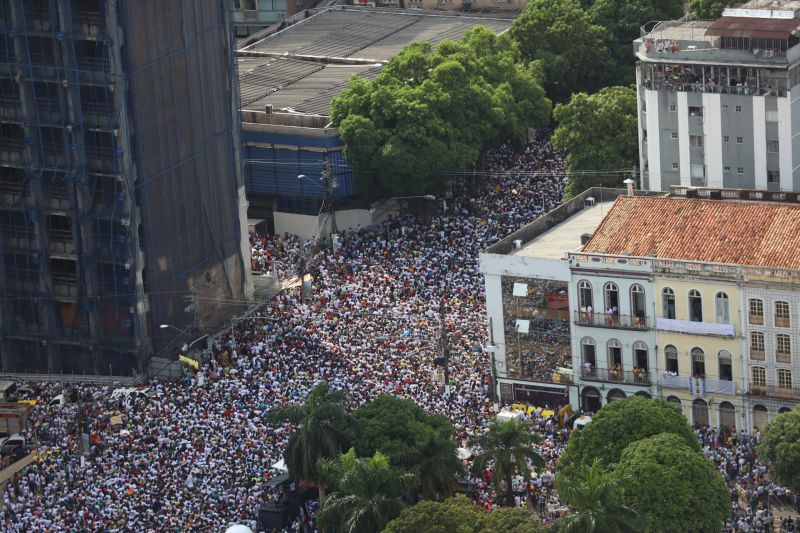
xmin=483 ymin=187 xmax=664 ymax=257
xmin=734 ymin=0 xmax=800 ymax=11
xmin=237 ymin=6 xmax=513 ymax=119
xmin=583 ymin=193 xmax=800 ymax=269
xmin=515 ymin=201 xmax=615 ymax=259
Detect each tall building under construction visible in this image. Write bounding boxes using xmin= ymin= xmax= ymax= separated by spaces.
xmin=0 ymin=1 xmax=252 ymax=376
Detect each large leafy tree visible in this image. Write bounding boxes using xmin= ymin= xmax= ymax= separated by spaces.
xmin=554 ymin=460 xmax=646 ymax=533
xmin=383 ymin=495 xmax=547 ymax=533
xmin=615 ymin=433 xmax=730 ymax=533
xmin=317 ymin=448 xmax=414 ymax=533
xmin=350 ymin=395 xmax=463 ymax=500
xmin=472 ymin=420 xmax=544 ymax=506
xmin=552 ymin=86 xmax=639 ymax=198
xmin=690 ymin=0 xmax=738 ymax=19
xmin=331 ymin=26 xmax=550 ymax=198
xmin=268 ymin=382 xmax=357 ymax=496
xmin=759 ymin=406 xmax=800 ymax=493
xmin=510 ymin=0 xmax=613 ymax=103
xmin=558 ymin=396 xmax=698 ymax=476
xmin=587 ymin=0 xmax=684 ymax=84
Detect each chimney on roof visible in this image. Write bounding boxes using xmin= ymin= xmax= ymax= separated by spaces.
xmin=623 ymin=178 xmax=635 ymax=196
xmin=580 ymin=233 xmax=592 ymax=245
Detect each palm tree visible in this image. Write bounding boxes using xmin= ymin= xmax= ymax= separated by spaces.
xmin=472 ymin=419 xmax=544 ymax=506
xmin=268 ymin=381 xmax=357 ymax=498
xmin=317 ymin=448 xmax=415 ymax=533
xmin=394 ymin=429 xmax=464 ymax=501
xmin=555 ymin=460 xmax=646 ymax=533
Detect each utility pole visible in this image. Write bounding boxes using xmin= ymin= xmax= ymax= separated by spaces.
xmin=488 ymin=316 xmax=498 ymax=403
xmin=321 ymin=157 xmax=338 ymax=241
xmin=438 ymin=293 xmax=450 ymax=393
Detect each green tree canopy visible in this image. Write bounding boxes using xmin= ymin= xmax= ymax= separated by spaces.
xmin=554 ymin=460 xmax=646 ymax=533
xmin=690 ymin=0 xmax=738 ymax=19
xmin=759 ymin=406 xmax=800 ymax=492
xmin=615 ymin=433 xmax=730 ymax=533
xmin=510 ymin=0 xmax=613 ymax=103
xmin=382 ymin=495 xmax=547 ymax=533
xmin=350 ymin=395 xmax=463 ymax=500
xmin=318 ymin=448 xmax=415 ymax=533
xmin=268 ymin=382 xmax=357 ymax=491
xmin=558 ymin=396 xmax=698 ymax=475
xmin=331 ymin=26 xmax=550 ymax=198
xmin=588 ymin=0 xmax=684 ymax=84
xmin=552 ymin=85 xmax=638 ymax=198
xmin=472 ymin=420 xmax=544 ymax=506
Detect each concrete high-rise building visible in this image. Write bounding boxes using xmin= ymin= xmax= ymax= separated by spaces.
xmin=635 ymin=0 xmax=800 ymax=192
xmin=0 ymin=1 xmax=252 ymax=376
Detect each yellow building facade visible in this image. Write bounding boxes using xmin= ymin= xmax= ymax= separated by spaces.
xmin=655 ymin=275 xmax=744 ymax=430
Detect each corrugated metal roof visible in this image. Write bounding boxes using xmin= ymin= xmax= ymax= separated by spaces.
xmin=706 ymin=16 xmax=800 ymax=39
xmin=582 ymin=196 xmax=800 ymax=269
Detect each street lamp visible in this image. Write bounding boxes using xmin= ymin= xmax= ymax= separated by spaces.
xmin=160 ymin=323 xmax=189 ymax=336
xmin=160 ymin=324 xmax=206 ymax=353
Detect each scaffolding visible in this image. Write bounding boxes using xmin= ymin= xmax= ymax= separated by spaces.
xmin=0 ymin=1 xmax=252 ymax=377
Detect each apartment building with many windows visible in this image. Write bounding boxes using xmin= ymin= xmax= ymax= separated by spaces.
xmin=742 ymin=283 xmax=800 ymax=430
xmin=635 ymin=0 xmax=800 ymax=192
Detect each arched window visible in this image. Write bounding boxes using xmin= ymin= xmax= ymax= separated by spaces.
xmin=776 ymin=334 xmax=791 ymax=363
xmin=630 ymin=284 xmax=646 ymax=321
xmin=718 ymin=350 xmax=732 ymax=381
xmin=749 ymin=298 xmax=764 ymax=325
xmin=633 ymin=341 xmax=648 ymax=370
xmin=691 ymin=347 xmax=705 ymax=377
xmin=750 ymin=331 xmax=765 ymax=360
xmin=752 ymin=404 xmax=769 ymax=431
xmin=604 ymin=283 xmax=619 ymax=315
xmin=719 ymin=401 xmax=736 ymax=431
xmin=607 ymin=339 xmax=622 ymax=368
xmin=607 ymin=389 xmax=626 ymax=402
xmin=775 ymin=301 xmax=790 ymax=328
xmin=692 ymin=398 xmax=709 ymax=427
xmin=665 ymin=345 xmax=678 ymax=374
xmin=581 ymin=337 xmax=596 ymax=366
xmin=666 ymin=395 xmax=682 ymax=407
xmin=751 ymin=366 xmax=766 ymax=387
xmin=715 ymin=292 xmax=730 ymax=324
xmin=578 ymin=280 xmax=593 ymax=311
xmin=662 ymin=287 xmax=676 ymax=319
xmin=689 ymin=289 xmax=703 ymax=322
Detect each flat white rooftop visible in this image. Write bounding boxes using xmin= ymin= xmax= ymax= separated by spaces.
xmin=515 ymin=202 xmax=614 ymax=260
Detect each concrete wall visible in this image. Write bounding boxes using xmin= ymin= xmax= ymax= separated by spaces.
xmin=273 ymin=208 xmax=373 ymax=238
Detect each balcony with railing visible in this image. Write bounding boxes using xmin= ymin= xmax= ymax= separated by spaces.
xmin=749 ymin=383 xmax=800 ymax=401
xmin=580 ymin=367 xmax=652 ymax=386
xmin=573 ymin=311 xmax=651 ymax=330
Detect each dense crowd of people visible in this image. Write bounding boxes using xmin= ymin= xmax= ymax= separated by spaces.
xmin=0 ymin=131 xmax=795 ymax=532
xmin=0 ymin=132 xmax=567 ymax=532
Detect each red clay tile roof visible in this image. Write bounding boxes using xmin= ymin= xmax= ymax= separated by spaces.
xmin=582 ymin=196 xmax=800 ymax=269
